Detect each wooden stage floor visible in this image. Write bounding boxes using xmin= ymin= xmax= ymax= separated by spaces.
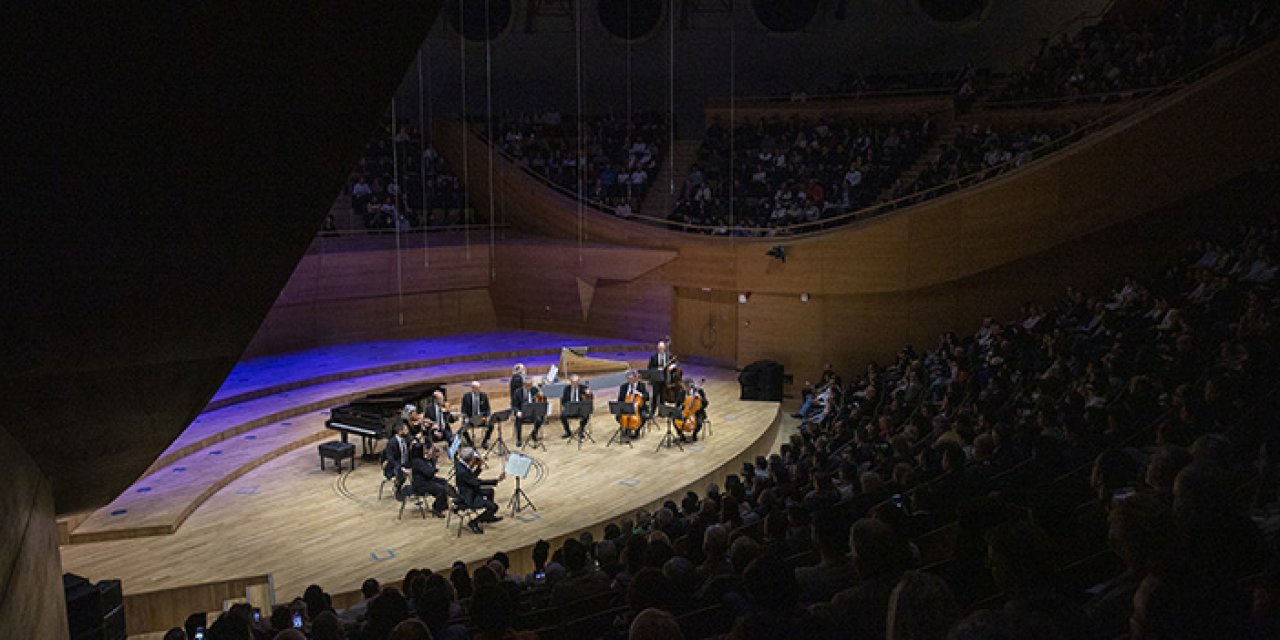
xmin=59 ymin=367 xmax=781 ymax=602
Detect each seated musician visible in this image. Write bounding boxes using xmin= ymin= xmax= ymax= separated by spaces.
xmin=616 ymin=369 xmax=650 ymax=438
xmin=423 ymin=390 xmax=456 ymax=444
xmin=404 ymin=407 xmax=425 ymax=437
xmin=460 ymin=381 xmax=492 ymax=448
xmin=560 ymin=374 xmax=591 ymax=439
xmin=512 ymin=377 xmax=544 ymax=448
xmin=381 ymin=422 xmax=413 ymax=492
xmin=648 ymin=340 xmax=675 ymax=403
xmin=676 ymin=378 xmax=709 ymax=443
xmin=407 ymin=441 xmax=448 ymax=517
xmin=454 ymin=448 xmax=505 ymax=534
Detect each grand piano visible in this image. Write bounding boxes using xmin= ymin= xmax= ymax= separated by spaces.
xmin=325 ymin=381 xmax=446 ymax=457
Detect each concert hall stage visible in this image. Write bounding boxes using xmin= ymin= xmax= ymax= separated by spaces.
xmin=58 ymin=332 xmax=784 ymax=621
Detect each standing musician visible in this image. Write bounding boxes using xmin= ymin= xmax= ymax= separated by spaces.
xmin=408 ymin=442 xmax=448 ymax=517
xmin=648 ymin=340 xmax=676 ymax=406
xmin=616 ymin=369 xmax=650 ymax=438
xmin=512 ymin=377 xmax=544 ymax=447
xmin=675 ymin=377 xmax=709 ymax=442
xmin=560 ymin=374 xmax=591 ymax=439
xmin=382 ymin=422 xmax=413 ymax=493
xmin=509 ymin=363 xmax=527 ymax=399
xmin=422 ymin=390 xmax=456 ymax=444
xmin=402 ymin=405 xmax=424 ymax=437
xmin=460 ymin=381 xmax=492 ymax=448
xmin=455 ymin=448 xmax=505 ymax=534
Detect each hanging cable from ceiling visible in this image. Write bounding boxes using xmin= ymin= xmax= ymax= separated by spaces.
xmin=575 ymin=0 xmax=584 ymax=263
xmin=391 ymin=97 xmax=406 ymax=326
xmin=418 ymin=47 xmax=429 ymax=267
xmin=459 ymin=2 xmax=471 ymax=261
xmin=668 ymin=0 xmax=675 ymax=215
xmin=484 ymin=0 xmax=497 ymax=283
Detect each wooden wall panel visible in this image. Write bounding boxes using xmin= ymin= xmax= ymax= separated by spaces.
xmin=0 ymin=426 xmax=68 ymax=640
xmin=244 ymin=244 xmax=495 ymax=357
xmin=674 ymin=289 xmax=738 ymax=366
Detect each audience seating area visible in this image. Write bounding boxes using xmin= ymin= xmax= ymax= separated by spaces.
xmin=667 ymin=114 xmax=937 ymax=235
xmin=994 ymin=0 xmax=1277 ymax=105
xmin=488 ymin=111 xmax=670 ymax=214
xmin=343 ymin=123 xmax=473 ymax=232
xmin=190 ymin=172 xmax=1280 ymax=639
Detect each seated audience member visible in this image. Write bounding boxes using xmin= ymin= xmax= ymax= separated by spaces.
xmin=162 ymin=629 xmax=187 ymax=640
xmin=985 ymin=519 xmax=1084 ymax=638
xmin=339 ymin=578 xmax=380 ymax=626
xmin=471 ymin=585 xmax=537 ymax=640
xmin=361 ymin=588 xmax=409 ymax=640
xmin=728 ymin=554 xmax=838 ymax=639
xmin=387 ymin=619 xmax=432 ymax=640
xmin=831 ymin=518 xmax=911 ymax=640
xmin=1082 ymin=493 xmax=1175 ymax=637
xmin=552 ymin=539 xmax=612 ymax=608
xmin=885 ymin=571 xmax=961 ymax=640
xmin=309 ymin=611 xmax=343 ymax=640
xmin=629 ymin=607 xmax=685 ymax=640
xmin=795 ymin=510 xmax=857 ymax=603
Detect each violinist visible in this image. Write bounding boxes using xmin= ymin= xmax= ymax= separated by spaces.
xmin=423 ymin=390 xmax=456 ymax=444
xmin=455 ymin=447 xmax=505 ymax=534
xmin=512 ymin=377 xmax=544 ymax=447
xmin=408 ymin=442 xmax=448 ymax=517
xmin=560 ymin=374 xmax=591 ymax=439
xmin=509 ymin=363 xmax=526 ymax=399
xmin=461 ymin=381 xmax=492 ymax=448
xmin=616 ymin=369 xmax=649 ymax=438
xmin=675 ymin=377 xmax=709 ymax=442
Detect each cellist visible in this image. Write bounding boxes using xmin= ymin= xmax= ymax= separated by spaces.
xmin=616 ymin=369 xmax=649 ymax=438
xmin=675 ymin=377 xmax=709 ymax=442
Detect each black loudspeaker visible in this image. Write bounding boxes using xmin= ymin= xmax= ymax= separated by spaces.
xmin=64 ymin=574 xmax=126 ymax=640
xmin=739 ymin=360 xmax=784 ymax=401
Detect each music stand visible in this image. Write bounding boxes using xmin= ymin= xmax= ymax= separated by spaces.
xmin=607 ymin=401 xmax=637 ymax=448
xmin=521 ymin=402 xmax=549 ymax=452
xmin=504 ymin=453 xmax=536 ymax=516
xmin=656 ymin=404 xmax=685 ymax=452
xmin=484 ymin=410 xmax=512 ymax=458
xmin=563 ymin=400 xmax=594 ymax=450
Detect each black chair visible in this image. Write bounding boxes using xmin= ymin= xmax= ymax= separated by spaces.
xmin=444 ymin=484 xmax=481 ymax=537
xmin=561 ymin=604 xmax=628 ymax=640
xmin=397 ymin=486 xmax=427 ymax=520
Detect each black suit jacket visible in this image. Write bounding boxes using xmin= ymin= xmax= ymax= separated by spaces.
xmin=561 ymin=384 xmax=588 ymax=405
xmin=410 ymin=457 xmax=441 ymax=494
xmin=461 ymin=391 xmax=490 ymax=422
xmin=512 ymin=386 xmax=542 ymax=417
xmin=676 ymin=388 xmax=709 ymax=420
xmin=648 ymin=352 xmax=675 ymax=371
xmin=383 ymin=435 xmax=412 ymax=472
xmin=509 ymin=373 xmax=524 ymax=399
xmin=617 ymin=381 xmax=650 ymax=403
xmin=455 ymin=461 xmax=497 ymax=507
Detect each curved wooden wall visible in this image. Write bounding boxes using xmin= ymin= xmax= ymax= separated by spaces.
xmin=439 ymin=38 xmax=1280 ymax=379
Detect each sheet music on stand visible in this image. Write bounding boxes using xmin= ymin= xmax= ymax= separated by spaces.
xmin=545 ymin=364 xmax=559 ymax=385
xmin=505 ymin=453 xmax=533 ymax=478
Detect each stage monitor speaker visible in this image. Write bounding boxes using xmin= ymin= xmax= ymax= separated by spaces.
xmin=739 ymin=360 xmax=784 ymax=401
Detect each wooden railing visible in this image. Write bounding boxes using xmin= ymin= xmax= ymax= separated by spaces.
xmin=123 ymin=574 xmax=274 ymax=636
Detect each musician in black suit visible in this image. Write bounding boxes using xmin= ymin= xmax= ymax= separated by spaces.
xmin=408 ymin=442 xmax=448 ymax=516
xmin=512 ymin=378 xmax=544 ymax=447
xmin=560 ymin=374 xmax=591 ymax=439
xmin=455 ymin=448 xmax=505 ymax=534
xmin=616 ymin=370 xmax=650 ymax=436
xmin=509 ymin=363 xmax=526 ymax=399
xmin=381 ymin=422 xmax=413 ymax=493
xmin=675 ymin=377 xmax=709 ymax=442
xmin=423 ymin=390 xmax=456 ymax=444
xmin=648 ymin=340 xmax=675 ymax=405
xmin=460 ymin=381 xmax=492 ymax=448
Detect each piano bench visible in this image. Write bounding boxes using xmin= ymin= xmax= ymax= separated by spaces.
xmin=319 ymin=441 xmax=356 ymax=473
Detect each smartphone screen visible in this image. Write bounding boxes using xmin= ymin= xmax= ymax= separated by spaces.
xmin=252 ymin=609 xmax=261 ymax=623
xmin=194 ymin=629 xmax=205 ymax=640
xmin=292 ymin=613 xmax=303 ymax=629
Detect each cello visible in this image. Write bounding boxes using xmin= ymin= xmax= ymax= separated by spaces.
xmin=674 ymin=378 xmax=705 ymax=435
xmin=620 ymin=387 xmax=644 ymax=437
